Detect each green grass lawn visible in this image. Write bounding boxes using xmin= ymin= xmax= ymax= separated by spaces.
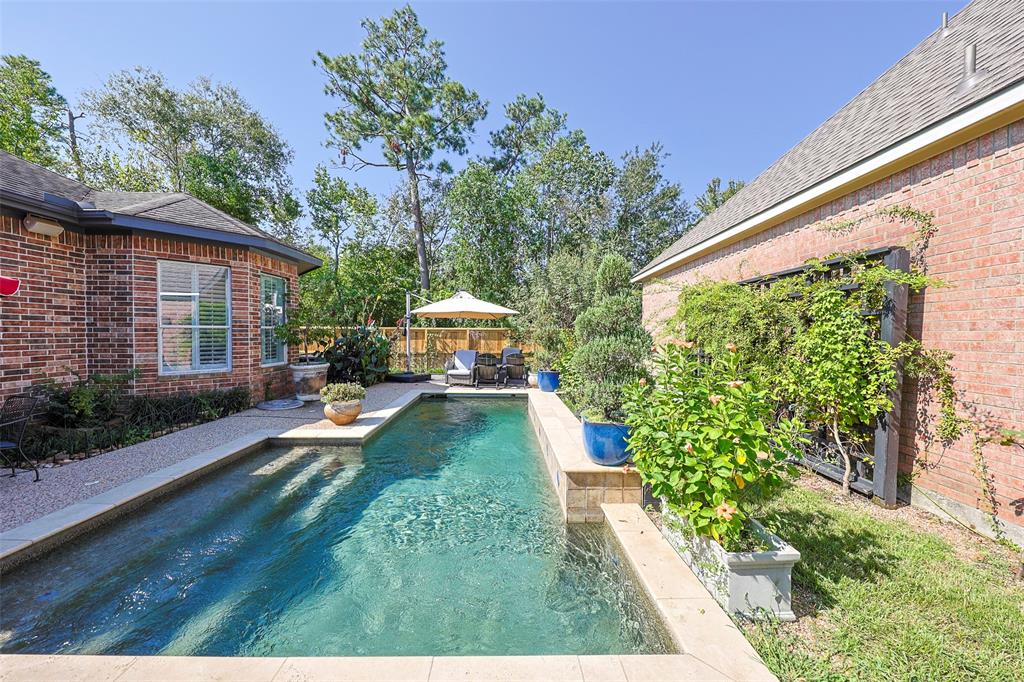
xmin=743 ymin=477 xmax=1024 ymax=682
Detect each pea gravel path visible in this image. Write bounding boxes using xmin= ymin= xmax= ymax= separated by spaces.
xmin=0 ymin=381 xmax=446 ymax=532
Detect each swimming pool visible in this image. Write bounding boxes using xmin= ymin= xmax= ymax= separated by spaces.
xmin=0 ymin=398 xmax=672 ymax=656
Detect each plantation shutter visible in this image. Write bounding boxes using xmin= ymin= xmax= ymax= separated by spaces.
xmin=158 ymin=261 xmax=231 ymax=373
xmin=260 ymin=274 xmax=287 ymax=365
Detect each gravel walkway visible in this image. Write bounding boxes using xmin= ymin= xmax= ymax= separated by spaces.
xmin=0 ymin=381 xmax=442 ymax=532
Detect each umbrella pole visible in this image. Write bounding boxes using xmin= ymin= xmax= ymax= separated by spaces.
xmin=405 ymin=290 xmax=412 ymax=373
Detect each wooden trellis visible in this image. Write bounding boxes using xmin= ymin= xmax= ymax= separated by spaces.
xmin=739 ymin=246 xmax=910 ymax=507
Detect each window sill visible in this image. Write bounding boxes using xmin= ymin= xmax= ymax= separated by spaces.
xmin=261 ymin=361 xmax=289 ymax=369
xmin=158 ymin=368 xmax=233 ymax=378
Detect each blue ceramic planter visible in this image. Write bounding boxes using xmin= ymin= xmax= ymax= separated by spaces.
xmin=536 ymin=370 xmax=560 ymax=392
xmin=581 ymin=418 xmax=630 ymax=466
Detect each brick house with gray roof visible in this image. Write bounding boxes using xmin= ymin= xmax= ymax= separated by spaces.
xmin=636 ymin=0 xmax=1023 ymax=542
xmin=1 ymin=150 xmax=321 ymax=403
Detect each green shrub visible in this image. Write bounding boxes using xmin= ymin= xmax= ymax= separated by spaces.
xmin=570 ymin=253 xmax=651 ymax=422
xmin=320 ymin=382 xmax=366 ymax=403
xmin=574 ymin=293 xmax=642 ymax=341
xmin=40 ymin=369 xmax=139 ymax=428
xmin=25 ymin=386 xmax=251 ymax=462
xmin=623 ymin=342 xmax=804 ymax=550
xmin=324 ymin=325 xmax=391 ymax=386
xmin=781 ymin=287 xmax=901 ymax=494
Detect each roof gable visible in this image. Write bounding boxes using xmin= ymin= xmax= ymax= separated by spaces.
xmin=640 ymin=0 xmax=1024 ymax=278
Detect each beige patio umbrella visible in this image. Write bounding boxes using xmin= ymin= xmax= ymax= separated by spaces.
xmin=398 ymin=290 xmax=518 ymax=374
xmin=411 ymin=290 xmax=519 ymax=320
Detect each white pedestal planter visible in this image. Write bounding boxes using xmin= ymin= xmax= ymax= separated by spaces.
xmin=660 ymin=505 xmax=800 ymax=621
xmin=289 ymin=362 xmax=330 ymax=402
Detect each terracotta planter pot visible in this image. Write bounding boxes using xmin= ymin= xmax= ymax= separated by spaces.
xmin=290 ymin=362 xmax=329 ymax=401
xmin=324 ymin=400 xmax=362 ymax=425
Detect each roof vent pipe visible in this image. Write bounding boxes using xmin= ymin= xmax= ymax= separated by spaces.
xmin=938 ymin=12 xmax=951 ymax=38
xmin=955 ymin=43 xmax=988 ymax=96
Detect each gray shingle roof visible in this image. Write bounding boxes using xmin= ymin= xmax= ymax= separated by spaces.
xmin=0 ymin=150 xmax=317 ymax=268
xmin=640 ymin=0 xmax=1024 ymax=277
xmin=84 ymin=190 xmax=273 ymax=240
xmin=0 ymin=150 xmax=92 ymax=203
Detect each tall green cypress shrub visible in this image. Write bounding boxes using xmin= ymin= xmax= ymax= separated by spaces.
xmin=570 ymin=254 xmax=651 ymax=422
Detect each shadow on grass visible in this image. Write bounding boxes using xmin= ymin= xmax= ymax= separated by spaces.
xmin=761 ymin=486 xmax=899 ymax=612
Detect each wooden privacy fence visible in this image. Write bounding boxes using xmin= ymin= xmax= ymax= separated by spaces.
xmin=380 ymin=327 xmax=535 ymax=357
xmin=301 ymin=327 xmax=535 ymax=372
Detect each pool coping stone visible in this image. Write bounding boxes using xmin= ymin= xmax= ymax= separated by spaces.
xmin=602 ymin=503 xmax=778 ymax=682
xmin=0 ymin=653 xmax=751 ymax=681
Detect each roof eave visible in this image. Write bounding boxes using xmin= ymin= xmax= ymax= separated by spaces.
xmin=633 ymin=79 xmax=1024 ymax=284
xmin=1 ymin=190 xmax=321 ymax=273
xmin=80 ymin=211 xmax=322 ymax=273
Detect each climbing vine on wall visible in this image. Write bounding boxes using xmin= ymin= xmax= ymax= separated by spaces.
xmin=667 ymin=204 xmax=1019 ymax=544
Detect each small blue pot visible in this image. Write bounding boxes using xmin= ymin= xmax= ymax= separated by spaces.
xmin=536 ymin=370 xmax=560 ymax=392
xmin=581 ymin=418 xmax=630 ymax=466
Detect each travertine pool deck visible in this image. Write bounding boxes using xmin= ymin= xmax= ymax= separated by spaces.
xmin=0 ymin=384 xmax=777 ymax=681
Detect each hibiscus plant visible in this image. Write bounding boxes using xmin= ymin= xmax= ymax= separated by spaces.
xmin=622 ymin=341 xmax=805 ymax=550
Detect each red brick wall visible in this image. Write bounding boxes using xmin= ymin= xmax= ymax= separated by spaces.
xmin=129 ymin=237 xmax=298 ymax=400
xmin=1 ymin=215 xmax=89 ymax=395
xmin=86 ymin=234 xmax=134 ymax=376
xmin=0 ymin=215 xmax=300 ymax=404
xmin=642 ymin=121 xmax=1023 ymax=532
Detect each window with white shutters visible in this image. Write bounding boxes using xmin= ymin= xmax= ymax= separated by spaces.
xmin=158 ymin=261 xmax=231 ymax=374
xmin=260 ymin=274 xmax=287 ymax=365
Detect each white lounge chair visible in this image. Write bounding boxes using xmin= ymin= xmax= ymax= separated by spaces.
xmin=445 ymin=349 xmax=478 ymax=386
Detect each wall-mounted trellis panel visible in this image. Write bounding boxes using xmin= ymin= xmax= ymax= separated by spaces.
xmin=739 ymin=246 xmax=910 ymax=507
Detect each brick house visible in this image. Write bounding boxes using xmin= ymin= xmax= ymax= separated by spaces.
xmin=1 ymin=151 xmax=321 ymax=403
xmin=635 ymin=0 xmax=1023 ymax=542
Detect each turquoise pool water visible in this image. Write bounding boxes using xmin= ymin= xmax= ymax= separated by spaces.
xmin=0 ymin=398 xmax=672 ymax=656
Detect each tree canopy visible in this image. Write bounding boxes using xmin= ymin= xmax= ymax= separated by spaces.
xmin=2 ymin=14 xmax=744 ymax=334
xmin=0 ymin=55 xmax=70 ymax=172
xmin=317 ymin=4 xmax=487 ymax=292
xmin=83 ymin=68 xmax=299 ymax=230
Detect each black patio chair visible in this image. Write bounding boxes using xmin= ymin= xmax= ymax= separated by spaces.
xmin=474 ymin=353 xmax=500 ymax=388
xmin=0 ymin=394 xmax=41 ymax=482
xmin=501 ymin=352 xmax=528 ymax=387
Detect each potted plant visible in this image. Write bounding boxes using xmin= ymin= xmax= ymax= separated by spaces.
xmin=623 ymin=340 xmax=806 ymax=621
xmin=534 ymin=348 xmax=560 ymax=392
xmin=276 ymin=300 xmax=335 ymax=402
xmin=320 ymin=382 xmax=366 ymax=425
xmin=571 ymin=254 xmax=651 ymax=466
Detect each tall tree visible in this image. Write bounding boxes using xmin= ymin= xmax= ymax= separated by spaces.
xmin=306 ymin=165 xmax=378 ymax=277
xmin=382 ymin=174 xmax=453 ymax=278
xmin=694 ymin=177 xmax=745 ymax=220
xmin=519 ymin=129 xmax=616 ymax=261
xmin=316 ymin=4 xmax=487 ymax=293
xmin=445 ymin=162 xmax=527 ymax=306
xmin=83 ymin=68 xmax=298 ymax=230
xmin=486 ymin=93 xmax=566 ymax=177
xmin=0 ymin=55 xmax=70 ymax=172
xmin=606 ymin=143 xmax=692 ymax=268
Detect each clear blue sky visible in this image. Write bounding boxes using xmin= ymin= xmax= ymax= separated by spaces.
xmin=2 ymin=0 xmax=964 ymax=214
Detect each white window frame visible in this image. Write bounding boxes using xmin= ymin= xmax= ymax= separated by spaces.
xmin=157 ymin=260 xmax=232 ymax=376
xmin=260 ymin=273 xmax=288 ymax=367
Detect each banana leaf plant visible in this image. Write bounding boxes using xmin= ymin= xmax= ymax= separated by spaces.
xmin=324 ymin=325 xmax=391 ymax=386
